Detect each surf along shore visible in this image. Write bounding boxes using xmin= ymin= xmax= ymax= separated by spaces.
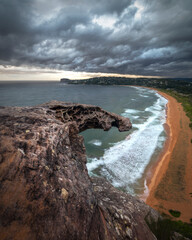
xmin=144 ymin=89 xmax=192 ymax=223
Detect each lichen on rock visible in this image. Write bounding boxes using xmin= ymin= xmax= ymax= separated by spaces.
xmin=61 ymin=188 xmax=68 ymax=202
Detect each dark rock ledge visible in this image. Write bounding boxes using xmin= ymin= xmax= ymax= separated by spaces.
xmin=0 ymin=101 xmax=159 ymax=240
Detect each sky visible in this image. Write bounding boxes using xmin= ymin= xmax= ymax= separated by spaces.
xmin=0 ymin=0 xmax=192 ymax=80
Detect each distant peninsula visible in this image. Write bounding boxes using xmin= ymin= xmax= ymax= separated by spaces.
xmin=60 ymin=77 xmax=192 ymax=94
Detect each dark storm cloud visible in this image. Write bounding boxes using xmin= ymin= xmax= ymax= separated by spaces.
xmin=0 ymin=0 xmax=32 ymax=35
xmin=0 ymin=0 xmax=192 ymax=77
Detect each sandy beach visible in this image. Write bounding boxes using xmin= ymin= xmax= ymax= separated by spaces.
xmin=145 ymin=90 xmax=192 ymax=223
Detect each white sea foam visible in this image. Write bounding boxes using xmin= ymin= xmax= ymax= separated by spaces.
xmin=131 ymin=86 xmax=155 ymax=98
xmin=87 ymin=157 xmax=104 ymax=172
xmin=124 ymin=109 xmax=141 ymax=114
xmin=139 ymin=94 xmax=149 ymax=98
xmin=88 ymin=139 xmax=102 ymax=146
xmin=87 ymin=92 xmax=168 ymax=195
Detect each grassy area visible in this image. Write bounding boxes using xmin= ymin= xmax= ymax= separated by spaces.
xmin=146 ymin=217 xmax=192 ymax=240
xmin=169 ymin=209 xmax=181 ymax=218
xmin=159 ymin=89 xmax=192 ymax=131
xmin=159 ymin=89 xmax=192 ymax=146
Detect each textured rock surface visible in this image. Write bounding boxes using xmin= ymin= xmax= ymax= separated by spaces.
xmin=0 ymin=101 xmax=159 ymax=240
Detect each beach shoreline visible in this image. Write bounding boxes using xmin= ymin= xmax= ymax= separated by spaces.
xmin=144 ymin=89 xmax=192 ymax=223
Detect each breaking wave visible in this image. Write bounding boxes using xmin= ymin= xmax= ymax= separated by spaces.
xmin=87 ymin=91 xmax=168 ymax=195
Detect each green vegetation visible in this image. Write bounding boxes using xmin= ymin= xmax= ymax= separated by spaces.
xmin=159 ymin=89 xmax=192 ymax=130
xmin=169 ymin=209 xmax=181 ymax=218
xmin=146 ymin=217 xmax=192 ymax=240
xmin=159 ymin=88 xmax=192 ymax=144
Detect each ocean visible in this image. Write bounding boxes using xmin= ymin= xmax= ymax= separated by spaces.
xmin=0 ymin=82 xmax=168 ymax=197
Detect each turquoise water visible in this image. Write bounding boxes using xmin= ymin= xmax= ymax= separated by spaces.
xmin=0 ymin=82 xmax=167 ymax=197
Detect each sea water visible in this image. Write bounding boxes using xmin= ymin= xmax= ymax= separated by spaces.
xmin=0 ymin=82 xmax=168 ymax=197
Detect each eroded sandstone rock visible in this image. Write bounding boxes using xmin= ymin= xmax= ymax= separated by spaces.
xmin=0 ymin=101 xmax=158 ymax=240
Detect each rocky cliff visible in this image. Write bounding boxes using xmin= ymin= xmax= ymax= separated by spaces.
xmin=0 ymin=101 xmax=159 ymax=240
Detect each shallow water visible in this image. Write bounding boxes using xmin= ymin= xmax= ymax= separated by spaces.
xmin=0 ymin=82 xmax=167 ymax=196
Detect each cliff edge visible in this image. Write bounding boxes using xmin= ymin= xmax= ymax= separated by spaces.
xmin=0 ymin=101 xmax=159 ymax=240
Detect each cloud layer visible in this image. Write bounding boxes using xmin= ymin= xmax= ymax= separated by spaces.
xmin=0 ymin=0 xmax=192 ymax=77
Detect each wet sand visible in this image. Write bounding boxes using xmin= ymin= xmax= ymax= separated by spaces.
xmin=145 ymin=90 xmax=192 ymax=223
